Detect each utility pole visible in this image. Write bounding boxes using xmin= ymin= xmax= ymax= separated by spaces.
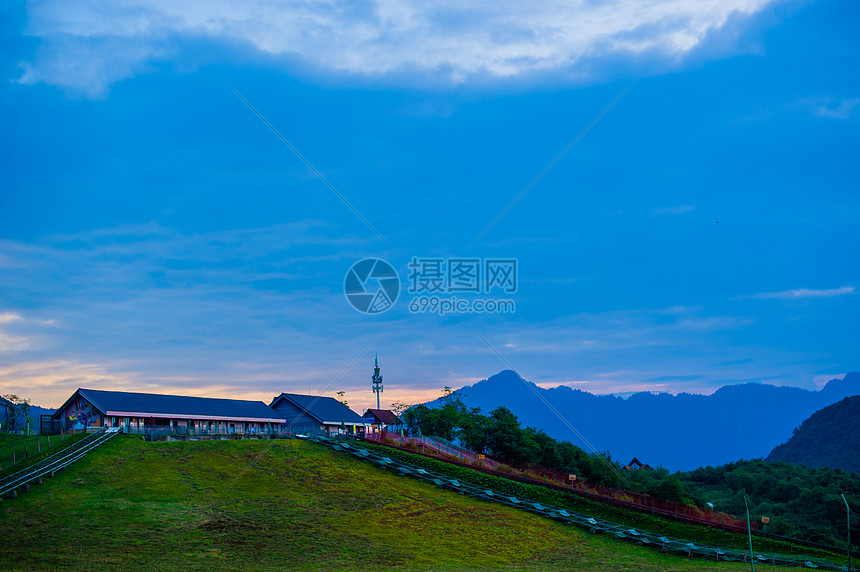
xmin=843 ymin=493 xmax=852 ymax=570
xmin=745 ymin=496 xmax=755 ymax=572
xmin=372 ymin=354 xmax=383 ymax=410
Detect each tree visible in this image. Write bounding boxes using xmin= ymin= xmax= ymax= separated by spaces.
xmin=441 ymin=386 xmax=459 ymax=404
xmin=1 ymin=394 xmax=31 ymax=434
xmin=335 ymin=391 xmax=349 ymax=408
xmin=403 ymin=404 xmax=431 ymax=437
xmin=412 ymin=387 xmax=468 ymax=440
xmin=486 ymin=406 xmax=523 ymax=460
xmin=457 ymin=407 xmax=489 ymax=453
xmin=529 ymin=428 xmax=561 ymax=467
xmin=653 ymin=476 xmax=687 ymax=503
xmin=390 ymin=402 xmax=411 ymax=417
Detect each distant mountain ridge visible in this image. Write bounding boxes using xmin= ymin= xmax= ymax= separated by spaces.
xmin=766 ymin=395 xmax=860 ymax=474
xmin=441 ymin=371 xmax=860 ymax=471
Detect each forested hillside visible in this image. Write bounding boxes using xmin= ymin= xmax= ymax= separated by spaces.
xmin=767 ymin=395 xmax=860 ymax=473
xmin=678 ymin=460 xmax=859 ymax=546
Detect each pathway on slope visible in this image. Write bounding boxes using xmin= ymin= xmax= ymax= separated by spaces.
xmin=0 ymin=428 xmax=121 ymax=499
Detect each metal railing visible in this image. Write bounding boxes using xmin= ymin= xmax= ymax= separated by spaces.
xmin=365 ymin=432 xmax=505 ymax=470
xmin=122 ymin=425 xmax=284 ymax=439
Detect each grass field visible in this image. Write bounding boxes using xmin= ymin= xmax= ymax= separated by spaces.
xmin=0 ymin=435 xmax=794 ymax=571
xmin=0 ymin=432 xmax=89 ymax=475
xmin=357 ymin=441 xmax=847 ymax=562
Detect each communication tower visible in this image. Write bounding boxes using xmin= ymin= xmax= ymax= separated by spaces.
xmin=372 ymin=354 xmax=383 ymax=409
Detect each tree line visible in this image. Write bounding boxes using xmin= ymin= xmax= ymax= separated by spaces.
xmin=679 ymin=460 xmax=859 ymax=546
xmin=393 ymin=388 xmax=688 ymax=500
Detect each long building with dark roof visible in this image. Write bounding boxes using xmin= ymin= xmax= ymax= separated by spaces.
xmin=53 ymin=388 xmax=287 ymax=434
xmin=362 ymin=408 xmax=403 ymax=432
xmin=269 ymin=393 xmax=367 ymax=435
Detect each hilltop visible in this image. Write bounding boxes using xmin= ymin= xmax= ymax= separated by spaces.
xmin=0 ymin=434 xmax=770 ymax=571
xmin=767 ymin=395 xmax=860 ymax=473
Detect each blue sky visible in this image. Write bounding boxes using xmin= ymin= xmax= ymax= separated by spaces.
xmin=0 ymin=0 xmax=857 ymax=411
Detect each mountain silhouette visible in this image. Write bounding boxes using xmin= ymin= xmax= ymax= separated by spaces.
xmin=766 ymin=395 xmax=860 ymax=474
xmin=442 ymin=370 xmax=860 ymax=471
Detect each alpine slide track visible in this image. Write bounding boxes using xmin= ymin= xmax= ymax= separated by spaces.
xmin=0 ymin=428 xmax=120 ymax=500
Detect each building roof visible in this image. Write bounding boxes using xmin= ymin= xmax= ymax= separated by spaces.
xmin=53 ymin=388 xmax=286 ymax=423
xmin=622 ymin=457 xmax=651 ymax=470
xmin=269 ymin=393 xmax=366 ymax=425
xmin=362 ymin=409 xmax=402 ymax=426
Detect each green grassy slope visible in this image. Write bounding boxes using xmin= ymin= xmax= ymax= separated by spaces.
xmin=0 ymin=432 xmax=89 ymax=475
xmin=358 ymin=442 xmax=847 ymax=561
xmin=0 ymin=436 xmax=768 ymax=571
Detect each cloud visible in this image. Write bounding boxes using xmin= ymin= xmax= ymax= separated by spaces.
xmin=813 ymin=373 xmax=844 ymax=390
xmin=0 ymin=360 xmax=131 ymax=406
xmin=0 ymin=311 xmax=57 ymax=352
xmin=534 ymin=380 xmax=589 ymax=389
xmin=654 ymin=205 xmax=695 ymax=215
xmin=796 ymin=97 xmax=860 ymax=120
xmin=645 ymin=374 xmax=705 ymax=382
xmin=0 ymin=312 xmax=23 ymax=324
xmin=19 ymin=0 xmax=780 ymax=96
xmin=589 ymin=382 xmax=673 ymax=395
xmin=741 ymin=286 xmax=855 ymax=300
xmin=711 ymin=358 xmax=753 ymax=367
xmin=675 ymin=315 xmax=753 ymax=331
xmin=0 ymin=221 xmax=839 ymax=409
xmin=0 ymin=331 xmax=32 ymax=353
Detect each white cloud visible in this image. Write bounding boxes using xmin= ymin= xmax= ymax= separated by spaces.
xmin=19 ymin=0 xmax=779 ymax=96
xmin=654 ymin=205 xmax=695 ymax=215
xmin=797 ymin=97 xmax=860 ymax=120
xmin=0 ymin=360 xmax=136 ymax=407
xmin=742 ymin=286 xmax=855 ymax=300
xmin=0 ymin=312 xmax=23 ymax=324
xmin=813 ymin=373 xmax=844 ymax=390
xmin=0 ymin=311 xmax=55 ymax=352
xmin=676 ymin=315 xmax=753 ymax=331
xmin=0 ymin=221 xmax=835 ymax=408
xmin=0 ymin=331 xmax=31 ymax=353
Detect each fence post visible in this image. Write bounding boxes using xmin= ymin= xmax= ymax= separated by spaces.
xmin=744 ymin=496 xmax=756 ymax=572
xmin=842 ymin=493 xmax=851 ymax=571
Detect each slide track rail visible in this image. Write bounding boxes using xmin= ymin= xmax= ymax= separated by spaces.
xmin=311 ymin=435 xmax=853 ymax=571
xmin=0 ymin=428 xmax=121 ymax=498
